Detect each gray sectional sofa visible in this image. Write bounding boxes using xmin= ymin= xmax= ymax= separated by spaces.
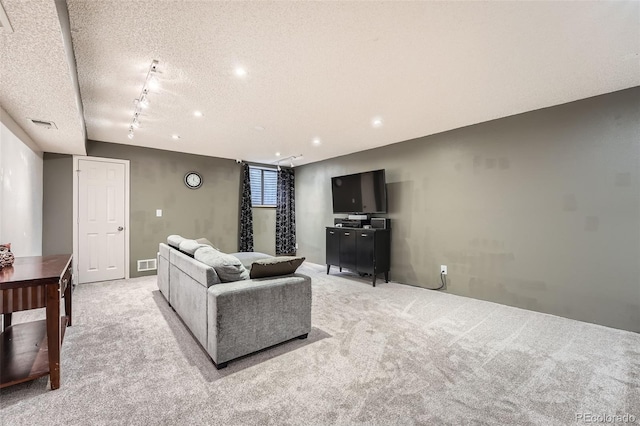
xmin=157 ymin=236 xmax=311 ymax=368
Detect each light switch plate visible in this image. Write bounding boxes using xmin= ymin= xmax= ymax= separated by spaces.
xmin=156 ymin=209 xmax=162 ymax=217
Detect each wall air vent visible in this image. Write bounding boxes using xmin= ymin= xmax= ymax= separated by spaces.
xmin=137 ymin=259 xmax=157 ymax=272
xmin=0 ymin=2 xmax=13 ymax=33
xmin=28 ymin=118 xmax=58 ymax=129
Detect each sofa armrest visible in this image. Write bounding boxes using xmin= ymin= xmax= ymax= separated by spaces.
xmin=207 ymin=274 xmax=312 ymax=364
xmin=157 ymin=245 xmax=170 ymax=301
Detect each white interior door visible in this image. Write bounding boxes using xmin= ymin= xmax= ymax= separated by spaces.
xmin=77 ymin=158 xmax=126 ymax=283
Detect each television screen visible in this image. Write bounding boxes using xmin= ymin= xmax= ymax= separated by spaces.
xmin=331 ymin=169 xmax=387 ymax=213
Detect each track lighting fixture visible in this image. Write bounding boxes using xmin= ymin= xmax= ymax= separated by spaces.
xmin=128 ymin=60 xmax=159 ymax=140
xmin=272 ymin=154 xmax=303 ymax=169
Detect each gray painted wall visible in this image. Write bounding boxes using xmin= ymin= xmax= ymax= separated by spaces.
xmin=296 ymin=88 xmax=640 ymax=332
xmin=43 ymin=153 xmax=73 ymax=256
xmin=253 ymin=207 xmax=276 ymax=256
xmin=42 ymin=144 xmax=278 ymax=277
xmin=85 ymin=141 xmax=240 ymax=277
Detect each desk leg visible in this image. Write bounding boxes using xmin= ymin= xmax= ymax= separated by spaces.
xmin=2 ymin=313 xmax=11 ymax=331
xmin=64 ymin=282 xmax=72 ymax=327
xmin=46 ymin=283 xmax=61 ymax=390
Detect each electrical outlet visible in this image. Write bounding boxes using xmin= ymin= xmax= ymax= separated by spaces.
xmin=295 ymin=243 xmax=299 ymax=249
xmin=440 ymin=265 xmax=447 ymax=275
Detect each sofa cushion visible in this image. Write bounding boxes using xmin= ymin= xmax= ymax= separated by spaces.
xmin=250 ymin=256 xmax=305 ymax=279
xmin=231 ymin=252 xmax=273 ymax=269
xmin=179 ymin=239 xmax=210 ymax=257
xmin=195 ymin=247 xmax=250 ymax=282
xmin=195 ymin=237 xmax=218 ymax=250
xmin=167 ymin=235 xmax=186 ymax=249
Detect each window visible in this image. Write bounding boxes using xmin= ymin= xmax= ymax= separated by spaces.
xmin=250 ymin=166 xmax=277 ymax=207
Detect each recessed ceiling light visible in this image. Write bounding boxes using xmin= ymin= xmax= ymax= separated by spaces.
xmin=172 ymin=134 xmax=180 ymax=140
xmin=194 ymin=111 xmax=203 ymax=117
xmin=234 ymin=67 xmax=247 ymax=77
xmin=254 ymin=126 xmax=265 ymax=131
xmin=372 ymin=118 xmax=383 ymax=128
xmin=275 ymin=152 xmax=281 ymax=157
xmin=312 ymin=138 xmax=321 ymax=146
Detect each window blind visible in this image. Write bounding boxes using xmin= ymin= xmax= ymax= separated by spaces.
xmin=249 ymin=166 xmax=277 ymax=206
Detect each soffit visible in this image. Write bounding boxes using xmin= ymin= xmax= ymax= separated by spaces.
xmin=0 ymin=0 xmax=85 ymax=155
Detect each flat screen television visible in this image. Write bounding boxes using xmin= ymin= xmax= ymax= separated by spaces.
xmin=331 ymin=169 xmax=387 ymax=214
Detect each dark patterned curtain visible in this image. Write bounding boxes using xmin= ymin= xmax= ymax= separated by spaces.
xmin=276 ymin=167 xmax=296 ymax=255
xmin=239 ymin=163 xmax=254 ymax=252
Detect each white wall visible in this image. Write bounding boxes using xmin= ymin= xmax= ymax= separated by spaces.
xmin=0 ymin=119 xmax=43 ymax=256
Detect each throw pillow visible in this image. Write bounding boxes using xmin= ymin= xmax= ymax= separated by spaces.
xmin=178 ymin=240 xmax=209 ymax=257
xmin=167 ymin=235 xmax=186 ymax=249
xmin=195 ymin=237 xmax=219 ymax=250
xmin=250 ymin=256 xmax=305 ymax=279
xmin=194 ymin=247 xmax=250 ymax=282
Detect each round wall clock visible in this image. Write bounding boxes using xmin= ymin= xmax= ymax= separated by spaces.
xmin=184 ymin=171 xmax=203 ymax=189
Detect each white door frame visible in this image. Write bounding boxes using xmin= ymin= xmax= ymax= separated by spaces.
xmin=72 ymin=155 xmax=130 ymax=284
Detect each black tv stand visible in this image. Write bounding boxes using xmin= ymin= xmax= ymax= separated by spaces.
xmin=325 ymin=226 xmax=391 ymax=286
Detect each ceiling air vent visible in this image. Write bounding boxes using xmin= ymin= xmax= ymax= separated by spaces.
xmin=28 ymin=119 xmax=58 ymax=129
xmin=0 ymin=2 xmax=13 ymax=33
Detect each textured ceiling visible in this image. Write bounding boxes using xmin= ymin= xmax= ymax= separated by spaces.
xmin=0 ymin=0 xmax=85 ymax=155
xmin=4 ymin=2 xmax=640 ymax=164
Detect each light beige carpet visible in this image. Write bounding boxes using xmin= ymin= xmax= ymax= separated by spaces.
xmin=1 ymin=262 xmax=638 ymax=425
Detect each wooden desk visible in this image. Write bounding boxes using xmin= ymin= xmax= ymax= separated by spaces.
xmin=0 ymin=254 xmax=72 ymax=390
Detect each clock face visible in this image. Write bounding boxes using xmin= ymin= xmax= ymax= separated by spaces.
xmin=184 ymin=172 xmax=202 ymax=189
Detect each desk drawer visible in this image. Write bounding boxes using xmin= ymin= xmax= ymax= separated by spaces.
xmin=0 ymin=286 xmax=47 ymax=313
xmin=0 ymin=264 xmax=72 ymax=314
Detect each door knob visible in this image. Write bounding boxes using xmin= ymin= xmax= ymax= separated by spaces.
xmin=117 ymin=226 xmax=124 ymax=231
